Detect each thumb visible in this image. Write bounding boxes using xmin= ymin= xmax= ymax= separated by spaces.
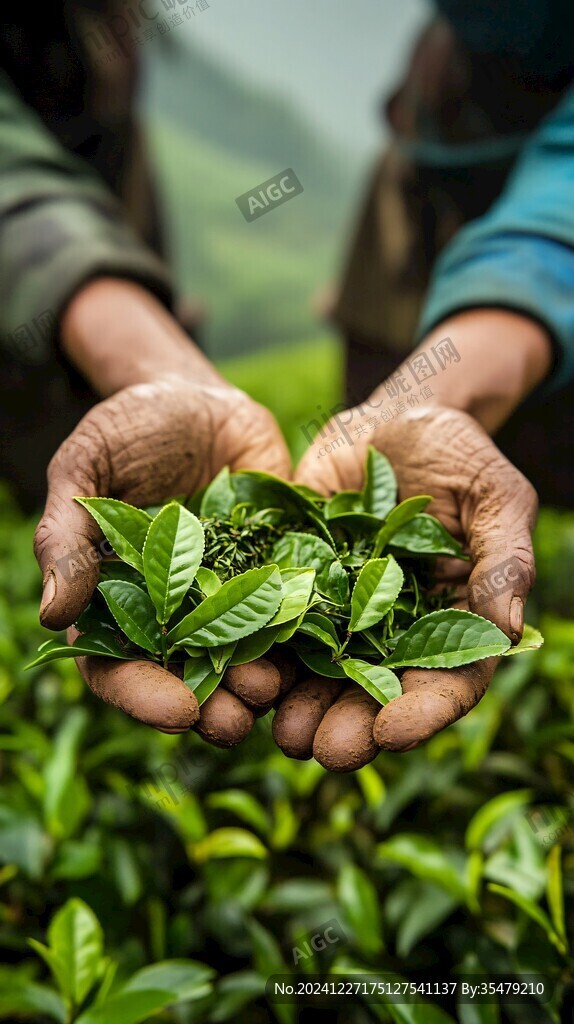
xmin=295 ymin=425 xmax=367 ymax=496
xmin=34 ymin=422 xmax=108 ymax=631
xmin=464 ymin=454 xmax=537 ymax=642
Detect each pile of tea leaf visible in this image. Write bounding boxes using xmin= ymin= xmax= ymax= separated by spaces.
xmin=29 ymin=448 xmax=542 ymax=706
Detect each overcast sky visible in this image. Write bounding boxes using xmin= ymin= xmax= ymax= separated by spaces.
xmin=174 ymin=0 xmax=427 ymax=159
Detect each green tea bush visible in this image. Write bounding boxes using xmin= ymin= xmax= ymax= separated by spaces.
xmin=0 ymin=479 xmax=572 ymax=1023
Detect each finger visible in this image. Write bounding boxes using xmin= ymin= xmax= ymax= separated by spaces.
xmin=194 ymin=687 xmax=255 ymax=748
xmin=373 ymin=659 xmax=496 ymax=752
xmin=267 ymin=647 xmax=301 ymax=702
xmin=77 ymin=654 xmax=200 ymax=733
xmin=463 ymin=459 xmax=538 ymax=642
xmin=222 ymin=658 xmax=281 ymax=711
xmin=294 ymin=413 xmax=368 ymax=496
xmin=272 ymin=676 xmax=344 ymax=759
xmin=313 ymin=684 xmax=380 ymax=772
xmin=35 ymin=419 xmax=108 ymax=631
xmin=222 ymin=397 xmax=293 ymax=479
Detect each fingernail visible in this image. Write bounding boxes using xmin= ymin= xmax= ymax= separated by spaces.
xmin=40 ymin=571 xmax=56 ymax=620
xmin=509 ymin=596 xmax=523 ymax=640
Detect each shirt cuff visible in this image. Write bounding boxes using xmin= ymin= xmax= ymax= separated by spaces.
xmin=417 ymin=229 xmax=574 ymax=392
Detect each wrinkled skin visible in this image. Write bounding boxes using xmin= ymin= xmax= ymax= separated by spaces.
xmin=272 ymin=403 xmax=538 ymax=771
xmin=34 ymin=378 xmax=292 ymax=739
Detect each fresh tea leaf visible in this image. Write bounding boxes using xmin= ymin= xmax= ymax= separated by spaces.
xmin=98 ymin=581 xmax=162 ymax=655
xmin=266 ymin=569 xmax=315 ymax=626
xmin=184 ymin=657 xmax=224 ymax=705
xmin=389 ymin=513 xmax=467 ymax=559
xmin=324 ymin=491 xmax=365 ymax=518
xmin=297 ymin=611 xmax=340 ymax=650
xmin=349 ymin=556 xmax=404 ymax=632
xmin=230 ymin=626 xmax=281 ymax=665
xmin=26 ymin=632 xmax=141 ymax=669
xmin=500 ymin=624 xmax=544 ymax=656
xmin=200 ymin=466 xmax=236 ymax=518
xmin=168 ymin=566 xmax=282 ymax=648
xmin=327 ymin=512 xmax=382 ymax=538
xmin=195 ymin=566 xmax=222 ymax=597
xmin=271 ymin=532 xmax=349 ymax=605
xmin=342 ymin=659 xmax=402 ymax=704
xmin=143 ymin=503 xmax=205 ymax=624
xmin=373 ymin=496 xmax=433 ymax=556
xmin=230 ymin=470 xmax=334 ymax=543
xmin=74 ymin=498 xmax=151 ymax=572
xmin=362 ymin=447 xmax=397 ymax=518
xmin=384 ymin=609 xmax=511 ymax=669
xmin=295 ymin=645 xmax=347 ymax=678
xmin=209 ymin=643 xmax=236 ymax=675
xmin=46 ymin=897 xmax=104 ymax=1006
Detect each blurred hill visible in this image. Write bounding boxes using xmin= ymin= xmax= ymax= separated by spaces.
xmin=143 ymin=37 xmax=361 ymax=358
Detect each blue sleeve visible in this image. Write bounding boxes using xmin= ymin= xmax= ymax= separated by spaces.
xmin=418 ymin=84 xmax=574 ymax=390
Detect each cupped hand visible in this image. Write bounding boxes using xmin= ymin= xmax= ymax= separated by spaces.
xmin=273 ymin=402 xmax=537 ymax=771
xmin=34 ymin=377 xmax=292 ymax=739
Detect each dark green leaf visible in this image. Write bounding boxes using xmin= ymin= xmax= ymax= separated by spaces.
xmin=297 ymin=611 xmax=340 ymax=650
xmin=389 ymin=513 xmax=467 ymax=558
xmin=384 ymin=610 xmax=511 ymax=669
xmin=230 ymin=626 xmax=281 ymax=664
xmin=295 ymin=645 xmax=347 ymax=678
xmin=98 ymin=581 xmax=162 ymax=654
xmin=183 ymin=657 xmax=224 ymax=705
xmin=362 ymin=447 xmax=397 ymax=518
xmin=328 ymin=512 xmax=383 ymax=537
xmin=271 ymin=532 xmax=349 ymax=605
xmin=200 ymin=466 xmax=236 ymax=517
xmin=373 ymin=496 xmax=433 ymax=557
xmin=228 ymin=470 xmax=333 ymax=541
xmin=169 ymin=566 xmax=282 ymax=648
xmin=26 ymin=632 xmax=142 ymax=669
xmin=324 ymin=491 xmax=365 ymax=518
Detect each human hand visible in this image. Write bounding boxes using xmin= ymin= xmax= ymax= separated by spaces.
xmin=34 ymin=280 xmax=292 ymax=740
xmin=273 ymin=401 xmax=538 ymax=771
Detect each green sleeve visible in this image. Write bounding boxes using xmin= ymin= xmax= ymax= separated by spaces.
xmin=0 ymin=70 xmax=173 ymax=364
